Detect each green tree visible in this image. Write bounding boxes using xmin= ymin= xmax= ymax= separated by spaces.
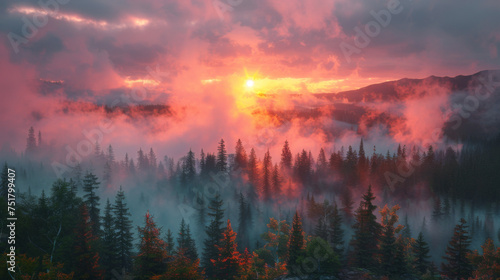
xmin=287 ymin=211 xmax=305 ymax=275
xmin=216 ymin=139 xmax=228 ymax=172
xmin=304 ymin=237 xmax=340 ymax=275
xmin=113 ymin=187 xmax=134 ymax=273
xmin=82 ymin=172 xmax=101 ymax=237
xmin=101 ymin=199 xmax=118 ymax=279
xmin=202 ymin=193 xmax=225 ymax=279
xmin=329 ymin=204 xmax=345 ymax=257
xmin=350 ymin=185 xmax=381 ymax=271
xmin=413 ymin=232 xmax=431 ymax=275
xmin=177 ymin=219 xmax=198 ymax=262
xmin=442 ymin=218 xmax=473 ymax=279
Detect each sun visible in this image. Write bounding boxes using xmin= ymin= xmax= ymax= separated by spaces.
xmin=246 ymin=79 xmax=255 ymax=88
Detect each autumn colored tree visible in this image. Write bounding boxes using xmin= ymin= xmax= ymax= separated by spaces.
xmin=262 ymin=218 xmax=290 ymax=264
xmin=212 ymin=220 xmax=241 ymax=280
xmin=442 ymin=218 xmax=473 ymax=279
xmin=73 ymin=203 xmax=103 ymax=279
xmin=135 ymin=211 xmax=168 ymax=279
xmin=152 ymin=251 xmax=204 ymax=280
xmin=467 ymin=238 xmax=500 ymax=279
xmin=379 ymin=204 xmax=405 ymax=277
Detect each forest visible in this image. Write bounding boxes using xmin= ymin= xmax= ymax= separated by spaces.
xmin=1 ymin=127 xmax=500 ymax=280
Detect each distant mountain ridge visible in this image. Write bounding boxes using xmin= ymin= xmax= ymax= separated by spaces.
xmin=315 ymin=69 xmax=500 ymax=103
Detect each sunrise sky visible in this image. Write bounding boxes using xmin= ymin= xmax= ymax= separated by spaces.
xmin=1 ymin=0 xmax=500 ymax=160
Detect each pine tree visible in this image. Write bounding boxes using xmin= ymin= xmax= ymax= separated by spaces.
xmin=177 ymin=219 xmax=198 ymax=262
xmin=287 ymin=211 xmax=305 ymax=275
xmin=73 ymin=203 xmax=103 ymax=279
xmin=82 ymin=172 xmax=101 ymax=237
xmin=271 ymin=163 xmax=281 ymax=198
xmin=329 ymin=204 xmax=344 ymax=257
xmin=379 ymin=204 xmax=404 ymax=277
xmin=314 ymin=216 xmax=328 ymax=240
xmin=38 ymin=130 xmax=43 ymax=147
xmin=212 ymin=220 xmax=241 ymax=280
xmin=165 ymin=229 xmax=175 ymax=256
xmin=262 ymin=150 xmax=272 ymax=201
xmin=234 ymin=139 xmax=247 ymax=171
xmin=113 ymin=186 xmax=134 ymax=273
xmin=149 ymin=148 xmax=157 ymax=171
xmin=247 ymin=148 xmax=259 ymax=202
xmin=182 ymin=149 xmax=196 ymax=185
xmin=413 ymin=232 xmax=431 ymax=275
xmin=26 ymin=126 xmax=37 ymax=156
xmin=135 ymin=211 xmax=168 ymax=279
xmin=202 ymin=193 xmax=225 ymax=279
xmin=432 ymin=196 xmax=442 ymax=222
xmin=102 ymin=199 xmax=118 ymax=279
xmin=441 ymin=218 xmax=473 ymax=279
xmin=237 ymin=193 xmax=250 ymax=251
xmin=350 ymin=185 xmax=381 ymax=271
xmin=216 ymin=139 xmax=228 ymax=172
xmin=281 ymin=140 xmax=293 ymax=171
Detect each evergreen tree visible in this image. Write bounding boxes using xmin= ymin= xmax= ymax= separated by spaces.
xmin=149 ymin=148 xmax=157 ymax=171
xmin=113 ymin=186 xmax=134 ymax=273
xmin=216 ymin=139 xmax=228 ymax=172
xmin=271 ymin=163 xmax=281 ymax=198
xmin=281 ymin=140 xmax=293 ymax=171
xmin=73 ymin=203 xmax=103 ymax=279
xmin=165 ymin=229 xmax=175 ymax=256
xmin=82 ymin=172 xmax=101 ymax=237
xmin=432 ymin=196 xmax=442 ymax=222
xmin=212 ymin=220 xmax=241 ymax=280
xmin=182 ymin=149 xmax=196 ymax=185
xmin=413 ymin=232 xmax=431 ymax=275
xmin=379 ymin=204 xmax=404 ymax=277
xmin=329 ymin=204 xmax=345 ymax=257
xmin=234 ymin=139 xmax=247 ymax=171
xmin=442 ymin=218 xmax=473 ymax=279
xmin=287 ymin=211 xmax=305 ymax=275
xmin=237 ymin=193 xmax=250 ymax=251
xmin=38 ymin=130 xmax=43 ymax=147
xmin=135 ymin=211 xmax=168 ymax=279
xmin=177 ymin=219 xmax=198 ymax=262
xmin=350 ymin=185 xmax=381 ymax=271
xmin=262 ymin=150 xmax=272 ymax=201
xmin=102 ymin=199 xmax=118 ymax=279
xmin=202 ymin=193 xmax=225 ymax=279
xmin=26 ymin=126 xmax=37 ymax=155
